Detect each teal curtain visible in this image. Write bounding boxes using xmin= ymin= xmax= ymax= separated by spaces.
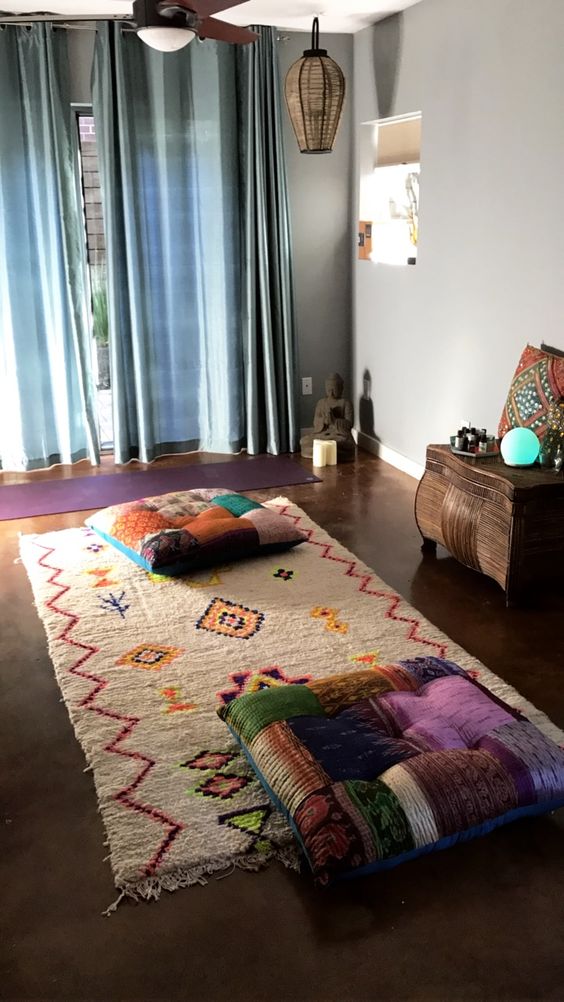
xmin=236 ymin=27 xmax=299 ymax=454
xmin=92 ymin=23 xmax=298 ymax=462
xmin=92 ymin=24 xmax=244 ymax=464
xmin=0 ymin=25 xmax=99 ymax=472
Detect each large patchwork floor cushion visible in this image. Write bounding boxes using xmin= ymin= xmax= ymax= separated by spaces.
xmin=219 ymin=657 xmax=564 ymax=885
xmin=86 ymin=488 xmax=307 ymax=575
xmin=499 ymin=343 xmax=564 ymax=440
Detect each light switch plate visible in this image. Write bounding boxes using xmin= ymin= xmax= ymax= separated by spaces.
xmin=302 ymin=377 xmax=313 ymax=396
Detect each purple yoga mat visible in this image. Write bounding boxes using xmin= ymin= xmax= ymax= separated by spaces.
xmin=0 ymin=456 xmax=321 ymax=521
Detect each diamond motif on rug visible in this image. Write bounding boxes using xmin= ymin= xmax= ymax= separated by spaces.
xmin=217 ymin=665 xmax=312 ymax=706
xmin=196 ymin=597 xmax=265 ymax=640
xmin=193 ymin=773 xmax=250 ymax=801
xmin=116 ymin=643 xmax=185 ymax=671
xmin=179 ymin=750 xmax=237 ymax=771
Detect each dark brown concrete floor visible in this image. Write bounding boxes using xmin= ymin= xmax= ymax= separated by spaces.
xmin=1 ymin=451 xmax=563 ymax=1002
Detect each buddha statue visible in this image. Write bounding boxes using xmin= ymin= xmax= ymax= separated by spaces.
xmin=300 ymin=373 xmax=356 ymax=462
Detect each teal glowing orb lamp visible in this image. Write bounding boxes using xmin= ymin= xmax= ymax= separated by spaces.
xmin=500 ymin=427 xmax=540 ymax=467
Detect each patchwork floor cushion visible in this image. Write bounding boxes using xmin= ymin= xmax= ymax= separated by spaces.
xmin=86 ymin=488 xmax=307 ymax=575
xmin=499 ymin=343 xmax=564 ymax=441
xmin=219 ymin=657 xmax=564 ymax=885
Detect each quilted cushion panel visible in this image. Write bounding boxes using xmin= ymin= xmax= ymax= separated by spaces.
xmin=86 ymin=489 xmax=307 ymax=575
xmin=219 ymin=657 xmax=564 ymax=884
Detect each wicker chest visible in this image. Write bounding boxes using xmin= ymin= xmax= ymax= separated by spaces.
xmin=415 ymin=444 xmax=564 ymax=605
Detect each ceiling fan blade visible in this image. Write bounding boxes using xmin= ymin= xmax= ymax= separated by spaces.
xmin=171 ymin=0 xmax=250 ymax=17
xmin=197 ymin=17 xmax=258 ymax=44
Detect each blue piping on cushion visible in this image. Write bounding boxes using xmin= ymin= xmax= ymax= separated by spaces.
xmin=339 ymin=798 xmax=564 ymax=882
xmin=224 ymin=722 xmax=311 ymax=860
xmin=223 ymin=722 xmax=564 ymax=884
xmin=87 ymin=525 xmax=154 ymax=572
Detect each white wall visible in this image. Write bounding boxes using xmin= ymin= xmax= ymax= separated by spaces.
xmin=353 ymin=0 xmax=564 ymax=469
xmin=278 ymin=32 xmax=354 ymax=428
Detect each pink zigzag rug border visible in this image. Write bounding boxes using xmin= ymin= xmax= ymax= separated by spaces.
xmin=274 ymin=502 xmax=449 ymax=659
xmin=35 ymin=541 xmax=185 ymax=881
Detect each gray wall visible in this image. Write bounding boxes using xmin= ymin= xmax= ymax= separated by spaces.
xmin=67 ymin=29 xmax=95 ymax=104
xmin=353 ymin=0 xmax=564 ymax=468
xmin=278 ymin=32 xmax=354 ymax=428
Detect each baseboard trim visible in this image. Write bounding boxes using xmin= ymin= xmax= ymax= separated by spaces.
xmin=356 ymin=431 xmax=424 ymax=481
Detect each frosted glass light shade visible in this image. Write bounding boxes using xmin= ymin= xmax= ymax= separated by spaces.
xmin=500 ymin=427 xmax=540 ymax=467
xmin=137 ymin=27 xmax=196 ymax=52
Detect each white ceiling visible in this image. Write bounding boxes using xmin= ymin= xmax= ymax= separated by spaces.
xmin=1 ymin=1 xmax=423 ymax=34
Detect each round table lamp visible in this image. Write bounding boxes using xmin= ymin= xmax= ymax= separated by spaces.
xmin=500 ymin=427 xmax=540 ymax=467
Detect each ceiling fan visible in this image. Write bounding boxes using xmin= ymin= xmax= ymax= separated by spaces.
xmin=0 ymin=1 xmax=258 ymax=52
xmin=133 ymin=1 xmax=258 ymax=51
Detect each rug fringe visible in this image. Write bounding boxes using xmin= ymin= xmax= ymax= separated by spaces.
xmin=103 ymin=845 xmax=300 ymax=915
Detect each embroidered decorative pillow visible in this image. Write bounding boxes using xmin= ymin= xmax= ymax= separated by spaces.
xmin=86 ymin=489 xmax=307 ymax=575
xmin=219 ymin=658 xmax=564 ymax=885
xmin=540 ymin=400 xmax=564 ymax=466
xmin=499 ymin=344 xmax=564 ymax=441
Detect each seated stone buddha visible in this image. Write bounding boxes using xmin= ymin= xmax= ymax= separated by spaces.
xmin=300 ymin=373 xmax=356 ymax=462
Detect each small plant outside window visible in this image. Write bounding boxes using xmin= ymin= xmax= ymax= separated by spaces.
xmin=91 ymin=269 xmax=110 ymax=389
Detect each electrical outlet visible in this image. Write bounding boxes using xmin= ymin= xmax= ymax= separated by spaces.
xmin=302 ymin=377 xmax=313 ymax=396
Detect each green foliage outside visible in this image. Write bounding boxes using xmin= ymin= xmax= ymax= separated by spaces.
xmin=91 ymin=271 xmax=109 ymax=347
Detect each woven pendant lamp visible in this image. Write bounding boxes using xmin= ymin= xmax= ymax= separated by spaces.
xmin=284 ymin=17 xmax=346 ymax=154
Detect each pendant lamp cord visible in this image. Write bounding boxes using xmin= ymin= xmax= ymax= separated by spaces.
xmin=311 ymin=16 xmax=319 ymax=51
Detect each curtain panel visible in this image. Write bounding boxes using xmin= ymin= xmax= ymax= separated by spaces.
xmin=236 ymin=26 xmax=299 ymax=455
xmin=92 ymin=24 xmax=244 ymax=464
xmin=93 ymin=23 xmax=298 ymax=462
xmin=0 ymin=24 xmax=99 ymax=471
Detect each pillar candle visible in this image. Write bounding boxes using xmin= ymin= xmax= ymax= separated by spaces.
xmin=312 ymin=439 xmax=327 ymax=467
xmin=325 ymin=440 xmax=337 ymax=466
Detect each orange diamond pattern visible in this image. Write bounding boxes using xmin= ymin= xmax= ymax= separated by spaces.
xmin=116 ymin=643 xmax=185 ymax=672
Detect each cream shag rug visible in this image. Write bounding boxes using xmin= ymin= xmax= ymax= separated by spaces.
xmin=20 ymin=498 xmax=564 ymax=906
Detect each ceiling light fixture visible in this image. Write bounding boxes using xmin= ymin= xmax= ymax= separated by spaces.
xmin=284 ymin=17 xmax=346 ymax=155
xmin=133 ymin=0 xmax=195 ymax=53
xmin=136 ymin=25 xmax=195 ymax=51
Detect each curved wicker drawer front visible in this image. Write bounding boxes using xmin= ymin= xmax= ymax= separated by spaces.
xmin=415 ymin=445 xmax=564 ymax=603
xmin=441 ymin=484 xmax=483 ymax=571
xmin=414 ymin=469 xmax=447 ymax=547
xmin=474 ymin=502 xmax=512 ymax=587
xmin=425 ymin=455 xmax=515 ymax=509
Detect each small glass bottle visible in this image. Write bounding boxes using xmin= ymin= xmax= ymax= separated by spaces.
xmin=454 ymin=429 xmax=465 ymax=450
xmin=479 ymin=433 xmax=488 ymax=453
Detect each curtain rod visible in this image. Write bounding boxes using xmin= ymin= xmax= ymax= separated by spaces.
xmin=0 ymin=18 xmax=287 ymax=39
xmin=0 ymin=17 xmax=132 ymax=28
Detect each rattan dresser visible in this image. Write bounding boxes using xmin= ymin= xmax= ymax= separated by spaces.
xmin=415 ymin=444 xmax=564 ymax=605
